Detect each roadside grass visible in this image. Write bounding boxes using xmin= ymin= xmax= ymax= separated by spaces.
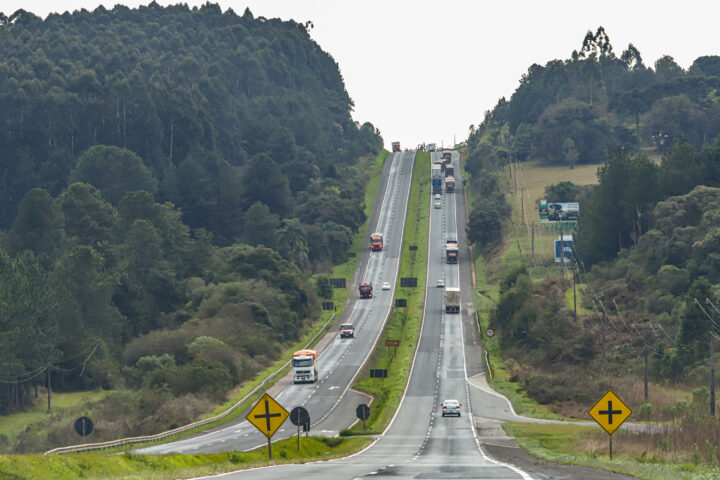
xmin=564 ymin=283 xmax=592 ymax=318
xmin=0 ymin=390 xmax=112 ymax=446
xmin=504 ymin=422 xmax=720 ymax=480
xmin=341 ymin=151 xmax=429 ymax=435
xmin=0 ymin=436 xmax=373 ymax=480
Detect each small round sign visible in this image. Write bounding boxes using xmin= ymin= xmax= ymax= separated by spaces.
xmin=74 ymin=416 xmax=94 ymax=437
xmin=290 ymin=406 xmax=309 ymax=427
xmin=486 ymin=328 xmax=495 ymax=337
xmin=356 ymin=403 xmax=370 ymax=420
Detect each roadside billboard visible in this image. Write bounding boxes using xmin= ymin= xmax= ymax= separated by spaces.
xmin=539 ymin=200 xmax=579 ymax=223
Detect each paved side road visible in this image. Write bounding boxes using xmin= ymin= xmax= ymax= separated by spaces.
xmin=484 ymin=442 xmax=636 ymax=480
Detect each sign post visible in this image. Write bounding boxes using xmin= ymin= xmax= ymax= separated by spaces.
xmin=246 ymin=393 xmax=290 ymax=460
xmin=356 ymin=403 xmax=370 ymax=430
xmin=385 ymin=339 xmax=399 ymax=357
xmin=290 ymin=406 xmax=309 ymax=454
xmin=588 ymin=389 xmax=632 ymax=460
xmin=74 ymin=416 xmax=94 ymax=443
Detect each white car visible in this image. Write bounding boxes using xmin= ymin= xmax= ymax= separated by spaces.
xmin=436 ymin=279 xmax=445 ymax=288
xmin=441 ymin=399 xmax=461 ymax=417
xmin=381 ymin=281 xmax=391 ymax=290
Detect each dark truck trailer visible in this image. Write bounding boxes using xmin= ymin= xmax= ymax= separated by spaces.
xmin=431 ymin=164 xmax=442 ymax=194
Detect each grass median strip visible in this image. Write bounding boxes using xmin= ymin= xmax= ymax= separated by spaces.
xmin=0 ymin=436 xmax=372 ymax=480
xmin=341 ymin=151 xmax=429 ymax=435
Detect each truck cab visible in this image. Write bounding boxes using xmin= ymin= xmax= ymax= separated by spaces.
xmin=292 ymin=349 xmax=318 ymax=383
xmin=359 ymin=282 xmax=373 ymax=298
xmin=340 ymin=324 xmax=354 ymax=338
xmin=392 ymin=141 xmax=401 ymax=152
xmin=370 ymin=232 xmax=383 ymax=251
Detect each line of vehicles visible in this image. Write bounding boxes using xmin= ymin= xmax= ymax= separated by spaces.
xmin=291 ymin=149 xmax=462 ymax=385
xmin=432 ymin=152 xmax=461 ymax=314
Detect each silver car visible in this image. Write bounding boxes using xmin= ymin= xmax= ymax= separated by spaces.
xmin=441 ymin=399 xmax=461 ymax=417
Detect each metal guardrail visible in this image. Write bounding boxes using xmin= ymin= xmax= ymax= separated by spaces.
xmin=45 ymin=313 xmax=336 ymax=455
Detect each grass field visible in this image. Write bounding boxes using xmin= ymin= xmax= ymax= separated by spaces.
xmin=0 ymin=436 xmax=373 ymax=480
xmin=0 ymin=390 xmax=112 ymax=449
xmin=494 ymin=160 xmax=600 ymax=281
xmin=342 ymin=151 xmax=429 ymax=434
xmin=505 ymin=422 xmax=720 ymax=480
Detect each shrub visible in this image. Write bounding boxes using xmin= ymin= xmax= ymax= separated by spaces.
xmin=638 ymin=402 xmax=655 ymax=420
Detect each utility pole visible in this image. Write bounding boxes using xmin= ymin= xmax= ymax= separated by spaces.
xmin=573 ymin=268 xmax=577 ymax=321
xmin=643 ymin=327 xmax=649 ymax=402
xmin=560 ymin=222 xmax=565 ymax=273
xmin=46 ymin=366 xmax=52 ymax=413
xmin=530 ymin=222 xmax=535 ymax=268
xmin=709 ymin=299 xmax=716 ymax=417
xmin=602 ymin=308 xmax=607 ymax=372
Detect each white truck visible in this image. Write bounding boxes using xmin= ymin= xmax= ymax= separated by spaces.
xmin=292 ymin=349 xmax=318 ymax=383
xmin=445 ymin=287 xmax=460 ymax=313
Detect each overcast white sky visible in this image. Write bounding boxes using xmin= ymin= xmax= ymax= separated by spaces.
xmin=3 ymin=1 xmax=719 ymax=150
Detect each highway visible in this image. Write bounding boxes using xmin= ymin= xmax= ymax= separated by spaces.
xmin=193 ymin=151 xmax=635 ymax=479
xmin=138 ymin=150 xmax=416 ymax=454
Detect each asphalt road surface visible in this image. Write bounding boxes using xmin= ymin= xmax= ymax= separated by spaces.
xmin=193 ymin=152 xmax=636 ymax=479
xmin=138 ymin=150 xmax=416 ymax=454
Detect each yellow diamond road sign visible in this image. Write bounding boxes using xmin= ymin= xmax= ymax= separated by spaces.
xmin=588 ymin=389 xmax=632 ymax=435
xmin=246 ymin=393 xmax=289 ymax=438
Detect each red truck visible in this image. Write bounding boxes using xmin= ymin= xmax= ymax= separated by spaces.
xmin=371 ymin=232 xmax=383 ymax=251
xmin=359 ymin=282 xmax=373 ymax=298
xmin=340 ymin=323 xmax=355 ymax=338
xmin=392 ymin=142 xmax=401 ymax=152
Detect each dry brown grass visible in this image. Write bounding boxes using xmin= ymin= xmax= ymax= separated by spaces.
xmin=577 ymin=416 xmax=720 ymax=466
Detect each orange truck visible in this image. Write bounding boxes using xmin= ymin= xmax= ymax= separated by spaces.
xmin=292 ymin=349 xmax=318 ymax=383
xmin=370 ymin=232 xmax=383 ymax=251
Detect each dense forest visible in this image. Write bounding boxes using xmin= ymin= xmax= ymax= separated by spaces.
xmin=467 ymin=28 xmax=720 ymax=409
xmin=0 ymin=3 xmax=382 ymax=450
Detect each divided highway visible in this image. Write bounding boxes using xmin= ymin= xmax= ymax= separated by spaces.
xmin=138 ymin=151 xmax=415 ymax=455
xmin=195 ymin=151 xmax=635 ymax=480
xmin=195 ymin=152 xmax=537 ymax=479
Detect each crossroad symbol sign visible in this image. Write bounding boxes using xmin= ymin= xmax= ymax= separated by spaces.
xmin=246 ymin=393 xmax=289 ymax=438
xmin=588 ymin=389 xmax=632 ymax=435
